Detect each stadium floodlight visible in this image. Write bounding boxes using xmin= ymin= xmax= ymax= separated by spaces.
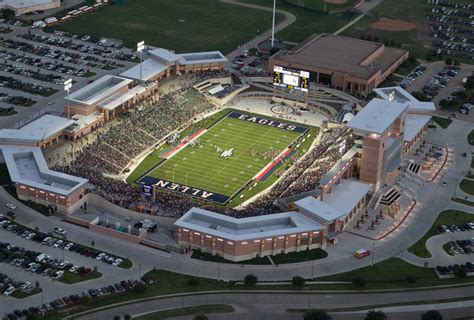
xmin=137 ymin=41 xmax=145 ymax=82
xmin=271 ymin=0 xmax=276 ymax=47
xmin=64 ymin=78 xmax=72 ymax=119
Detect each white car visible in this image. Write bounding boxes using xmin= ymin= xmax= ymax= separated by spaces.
xmin=96 ymin=253 xmax=106 ymax=261
xmin=112 ymin=258 xmax=123 ymax=266
xmin=53 ymin=240 xmax=63 ymax=248
xmin=54 ymin=228 xmax=67 ymax=236
xmin=52 ymin=271 xmax=64 ymax=280
xmin=3 ymin=286 xmax=15 ymax=296
xmin=5 ymin=203 xmax=16 ymax=210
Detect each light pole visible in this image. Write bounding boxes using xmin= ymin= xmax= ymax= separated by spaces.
xmin=64 ymin=78 xmax=72 ymax=119
xmin=137 ymin=41 xmax=145 ymax=82
xmin=271 ymin=0 xmax=276 ymax=47
xmin=371 ymin=241 xmax=375 ymax=266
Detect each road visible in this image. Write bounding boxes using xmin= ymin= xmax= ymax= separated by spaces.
xmin=70 ymin=288 xmax=474 ymax=320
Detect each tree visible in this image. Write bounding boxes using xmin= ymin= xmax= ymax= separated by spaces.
xmin=439 ymin=99 xmax=450 ymax=109
xmin=366 ymin=35 xmax=373 ymax=42
xmin=373 ymin=36 xmax=379 ymax=42
xmin=193 ymin=315 xmax=209 ymax=320
xmin=79 ymin=296 xmax=92 ymax=306
xmin=445 ymin=57 xmax=453 ymax=65
xmin=406 ymin=275 xmax=417 ymax=284
xmin=304 ymin=309 xmax=332 ymax=320
xmin=292 ymin=276 xmax=306 ymax=287
xmin=365 ymin=310 xmax=387 ymax=320
xmin=35 ymin=281 xmax=40 ymax=288
xmin=124 ymin=315 xmax=131 ymax=320
xmin=453 ymin=60 xmax=460 ymax=66
xmin=244 ymin=274 xmax=258 ymax=286
xmin=113 ymin=316 xmax=120 ymax=320
xmin=352 ymin=276 xmax=366 ymax=287
xmin=421 ymin=310 xmax=443 ymax=320
xmin=1 ymin=8 xmax=15 ymax=19
xmin=408 ymin=54 xmax=417 ymax=64
xmin=454 ymin=266 xmax=467 ymax=278
xmin=187 ymin=277 xmax=200 ymax=287
xmin=26 ymin=315 xmax=40 ymax=320
xmin=134 ymin=282 xmax=148 ymax=294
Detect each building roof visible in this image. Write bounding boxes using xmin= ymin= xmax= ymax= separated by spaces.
xmin=294 ymin=197 xmax=345 ymax=223
xmin=347 ymin=98 xmax=408 ymax=135
xmin=119 ymin=58 xmax=168 ymax=82
xmin=405 ymin=115 xmax=431 ymax=142
xmin=64 ymin=112 xmax=103 ymax=133
xmin=373 ymin=86 xmax=436 ymax=113
xmin=0 ymin=145 xmax=88 ymax=196
xmin=68 ymin=75 xmax=132 ymax=107
xmin=174 ymin=207 xmax=324 ymax=241
xmin=98 ymin=85 xmax=147 ymax=111
xmin=178 ymin=51 xmax=227 ymax=65
xmin=322 ymin=179 xmax=370 ymax=221
xmin=149 ymin=48 xmax=181 ymax=64
xmin=1 ymin=0 xmax=58 ymax=10
xmin=0 ymin=115 xmax=74 ymax=145
xmin=271 ymin=33 xmax=408 ymax=80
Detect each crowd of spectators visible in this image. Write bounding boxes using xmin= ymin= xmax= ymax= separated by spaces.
xmin=52 ymin=70 xmax=351 ymax=219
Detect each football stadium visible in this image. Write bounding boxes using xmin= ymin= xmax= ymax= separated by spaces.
xmin=0 ymin=37 xmax=437 ymax=262
xmin=137 ymin=110 xmax=313 ymax=206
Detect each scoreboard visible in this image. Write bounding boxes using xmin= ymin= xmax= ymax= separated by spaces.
xmin=273 ymin=65 xmax=310 ymax=92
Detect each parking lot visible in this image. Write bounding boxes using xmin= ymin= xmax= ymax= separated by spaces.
xmin=425 ymin=0 xmax=474 ymax=62
xmin=0 ymin=21 xmax=137 ymax=130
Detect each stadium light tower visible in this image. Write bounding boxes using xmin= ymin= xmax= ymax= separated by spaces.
xmin=63 ymin=78 xmax=72 ymax=119
xmin=137 ymin=41 xmax=145 ymax=82
xmin=271 ymin=0 xmax=276 ymax=47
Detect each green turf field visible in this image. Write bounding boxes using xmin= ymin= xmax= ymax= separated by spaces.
xmin=146 ymin=113 xmax=302 ymax=198
xmin=52 ymin=0 xmax=283 ymax=53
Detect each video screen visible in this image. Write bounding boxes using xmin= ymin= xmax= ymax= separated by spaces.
xmin=273 ymin=65 xmax=309 ymax=92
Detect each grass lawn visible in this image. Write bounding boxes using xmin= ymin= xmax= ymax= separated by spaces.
xmin=59 ymin=270 xmax=102 ymax=284
xmin=191 ymin=250 xmax=271 ymax=265
xmin=80 ymin=71 xmax=97 ymax=78
xmin=135 ymin=304 xmax=234 ymax=320
xmin=241 ymin=0 xmax=351 ymax=43
xmin=408 ymin=210 xmax=474 ymax=258
xmin=472 ymin=156 xmax=474 ymax=169
xmin=460 ymin=179 xmax=474 ymax=196
xmin=11 ymin=287 xmax=42 ymax=299
xmin=469 ymin=130 xmax=474 ymax=146
xmin=442 ymin=242 xmax=453 ymax=256
xmin=318 ymin=257 xmax=474 ymax=289
xmin=432 ymin=116 xmax=452 ymax=129
xmin=52 ymin=0 xmax=283 ymax=53
xmin=341 ymin=0 xmax=429 ymax=58
xmin=0 ymin=110 xmax=17 ymax=117
xmin=393 ymin=58 xmax=420 ymax=76
xmin=452 ymin=197 xmax=474 ymax=207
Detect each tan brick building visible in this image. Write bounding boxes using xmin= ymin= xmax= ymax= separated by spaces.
xmin=268 ymin=34 xmax=409 ymax=97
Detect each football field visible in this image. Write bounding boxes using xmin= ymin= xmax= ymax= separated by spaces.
xmin=141 ymin=112 xmax=305 ymax=203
